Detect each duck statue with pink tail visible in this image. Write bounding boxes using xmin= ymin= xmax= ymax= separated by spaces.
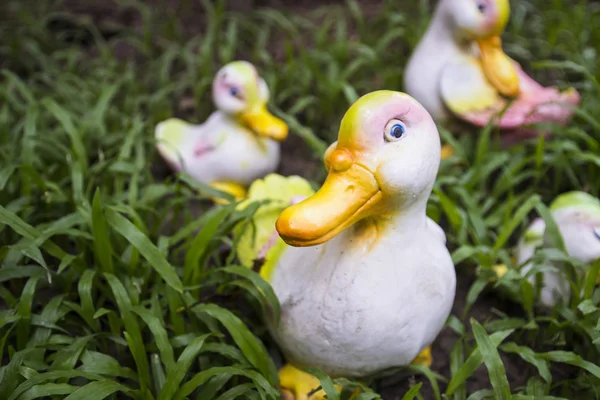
xmin=404 ymin=0 xmax=580 ymax=144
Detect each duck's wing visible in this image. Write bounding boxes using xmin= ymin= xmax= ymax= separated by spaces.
xmin=155 ymin=118 xmax=194 ymax=171
xmin=439 ymin=57 xmax=504 ymax=122
xmin=440 ymin=59 xmax=580 ymax=130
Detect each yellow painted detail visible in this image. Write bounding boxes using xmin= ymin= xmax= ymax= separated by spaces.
xmin=234 ymin=174 xmax=315 ymax=275
xmin=493 ymin=264 xmax=509 ymax=279
xmin=276 ymin=92 xmax=408 ymax=247
xmin=411 ymin=346 xmax=433 ymax=367
xmin=442 ymin=59 xmax=500 ymax=114
xmin=338 ymin=91 xmax=405 ymax=149
xmin=155 ymin=118 xmax=191 ymax=163
xmin=277 ymin=164 xmax=384 ymax=247
xmin=441 ymin=144 xmax=454 ymax=160
xmin=477 ymin=36 xmax=520 ymax=97
xmin=240 ymin=105 xmax=288 ymax=141
xmin=495 ymin=0 xmax=511 ymax=34
xmin=229 ymin=61 xmax=261 ymax=104
xmin=279 ymin=364 xmax=340 ymax=400
xmin=259 ymin=237 xmax=287 ymax=282
xmin=209 ymin=181 xmax=247 ymax=204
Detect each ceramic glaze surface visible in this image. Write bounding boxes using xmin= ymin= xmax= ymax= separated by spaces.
xmin=270 ymin=218 xmax=455 ymax=377
xmin=517 ymin=192 xmax=600 ymax=307
xmin=404 ymin=0 xmax=579 ymax=135
xmin=269 ymin=91 xmax=456 ymax=377
xmin=155 ymin=61 xmax=287 ymax=187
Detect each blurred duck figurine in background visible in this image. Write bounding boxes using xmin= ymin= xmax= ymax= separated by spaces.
xmin=234 ymin=173 xmax=315 ymax=282
xmin=239 ymin=91 xmax=456 ymax=399
xmin=155 ymin=61 xmax=288 ymax=200
xmin=496 ymin=191 xmax=600 ymax=308
xmin=404 ymin=0 xmax=580 ymax=145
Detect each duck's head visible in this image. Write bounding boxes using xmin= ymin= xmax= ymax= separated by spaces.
xmin=441 ymin=0 xmax=519 ymax=96
xmin=549 ymin=191 xmax=600 ymax=263
xmin=276 ymin=91 xmax=441 ymax=247
xmin=443 ymin=0 xmax=509 ymax=39
xmin=212 ymin=61 xmax=288 ymax=141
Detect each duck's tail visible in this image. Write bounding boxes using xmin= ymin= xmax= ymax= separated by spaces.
xmin=155 ymin=118 xmax=191 ymax=171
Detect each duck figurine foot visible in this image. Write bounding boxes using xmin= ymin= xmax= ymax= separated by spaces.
xmin=278 ymin=346 xmax=433 ymax=400
xmin=404 ymin=0 xmax=580 ymax=144
xmin=155 ymin=61 xmax=288 ymax=199
xmin=266 ymin=91 xmax=455 ymax=393
xmin=279 ymin=364 xmax=332 ymax=400
xmin=412 ymin=346 xmax=433 ymax=367
xmin=211 ymin=181 xmax=248 ymax=203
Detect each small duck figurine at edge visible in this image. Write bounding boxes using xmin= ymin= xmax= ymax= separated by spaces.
xmin=155 ymin=61 xmax=288 ymax=199
xmin=496 ymin=191 xmax=600 ymax=308
xmin=262 ymin=91 xmax=456 ymax=399
xmin=404 ymin=0 xmax=580 ymax=144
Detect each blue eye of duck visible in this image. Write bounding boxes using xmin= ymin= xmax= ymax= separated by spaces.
xmin=384 ymin=120 xmax=407 ymax=142
xmin=391 ymin=124 xmax=405 ymax=138
xmin=594 ymin=228 xmax=600 ymax=240
xmin=230 ymin=87 xmax=239 ymax=97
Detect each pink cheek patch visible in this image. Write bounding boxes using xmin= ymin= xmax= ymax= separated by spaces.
xmin=214 ymin=80 xmax=228 ymax=98
xmin=358 ymin=102 xmax=422 ymax=147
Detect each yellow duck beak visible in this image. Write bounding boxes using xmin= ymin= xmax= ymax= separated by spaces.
xmin=477 ymin=36 xmax=520 ymax=97
xmin=474 ymin=0 xmax=519 ymax=97
xmin=240 ymin=105 xmax=288 ymax=141
xmin=276 ymin=148 xmax=384 ymax=247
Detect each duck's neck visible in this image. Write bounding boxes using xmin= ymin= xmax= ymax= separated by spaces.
xmin=221 ymin=112 xmax=245 ymax=128
xmin=425 ymin=3 xmax=472 ymax=53
xmin=220 ymin=112 xmax=264 ymax=140
xmin=346 ymin=200 xmax=429 ymax=250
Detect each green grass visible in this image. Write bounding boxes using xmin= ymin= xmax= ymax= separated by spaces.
xmin=1 ymin=0 xmax=600 ymax=399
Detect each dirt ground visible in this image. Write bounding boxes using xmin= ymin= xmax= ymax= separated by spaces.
xmin=43 ymin=0 xmax=578 ymax=398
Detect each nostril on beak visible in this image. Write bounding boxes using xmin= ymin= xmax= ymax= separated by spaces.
xmin=330 ymin=149 xmax=353 ymax=172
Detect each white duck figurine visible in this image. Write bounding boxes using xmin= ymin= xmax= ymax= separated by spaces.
xmin=512 ymin=192 xmax=600 ymax=307
xmin=155 ymin=61 xmax=288 ymax=199
xmin=259 ymin=91 xmax=455 ymax=399
xmin=404 ymin=0 xmax=580 ymax=144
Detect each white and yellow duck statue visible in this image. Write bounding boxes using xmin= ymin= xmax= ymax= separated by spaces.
xmin=155 ymin=61 xmax=288 ymax=199
xmin=404 ymin=0 xmax=580 ymax=144
xmin=499 ymin=191 xmax=600 ymax=308
xmin=239 ymin=91 xmax=456 ymax=399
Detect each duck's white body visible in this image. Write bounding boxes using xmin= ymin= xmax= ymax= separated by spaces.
xmin=270 ymin=209 xmax=455 ymax=377
xmin=156 ymin=112 xmax=280 ymax=186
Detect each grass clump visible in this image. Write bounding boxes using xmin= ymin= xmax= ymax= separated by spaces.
xmin=1 ymin=0 xmax=600 ymax=399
